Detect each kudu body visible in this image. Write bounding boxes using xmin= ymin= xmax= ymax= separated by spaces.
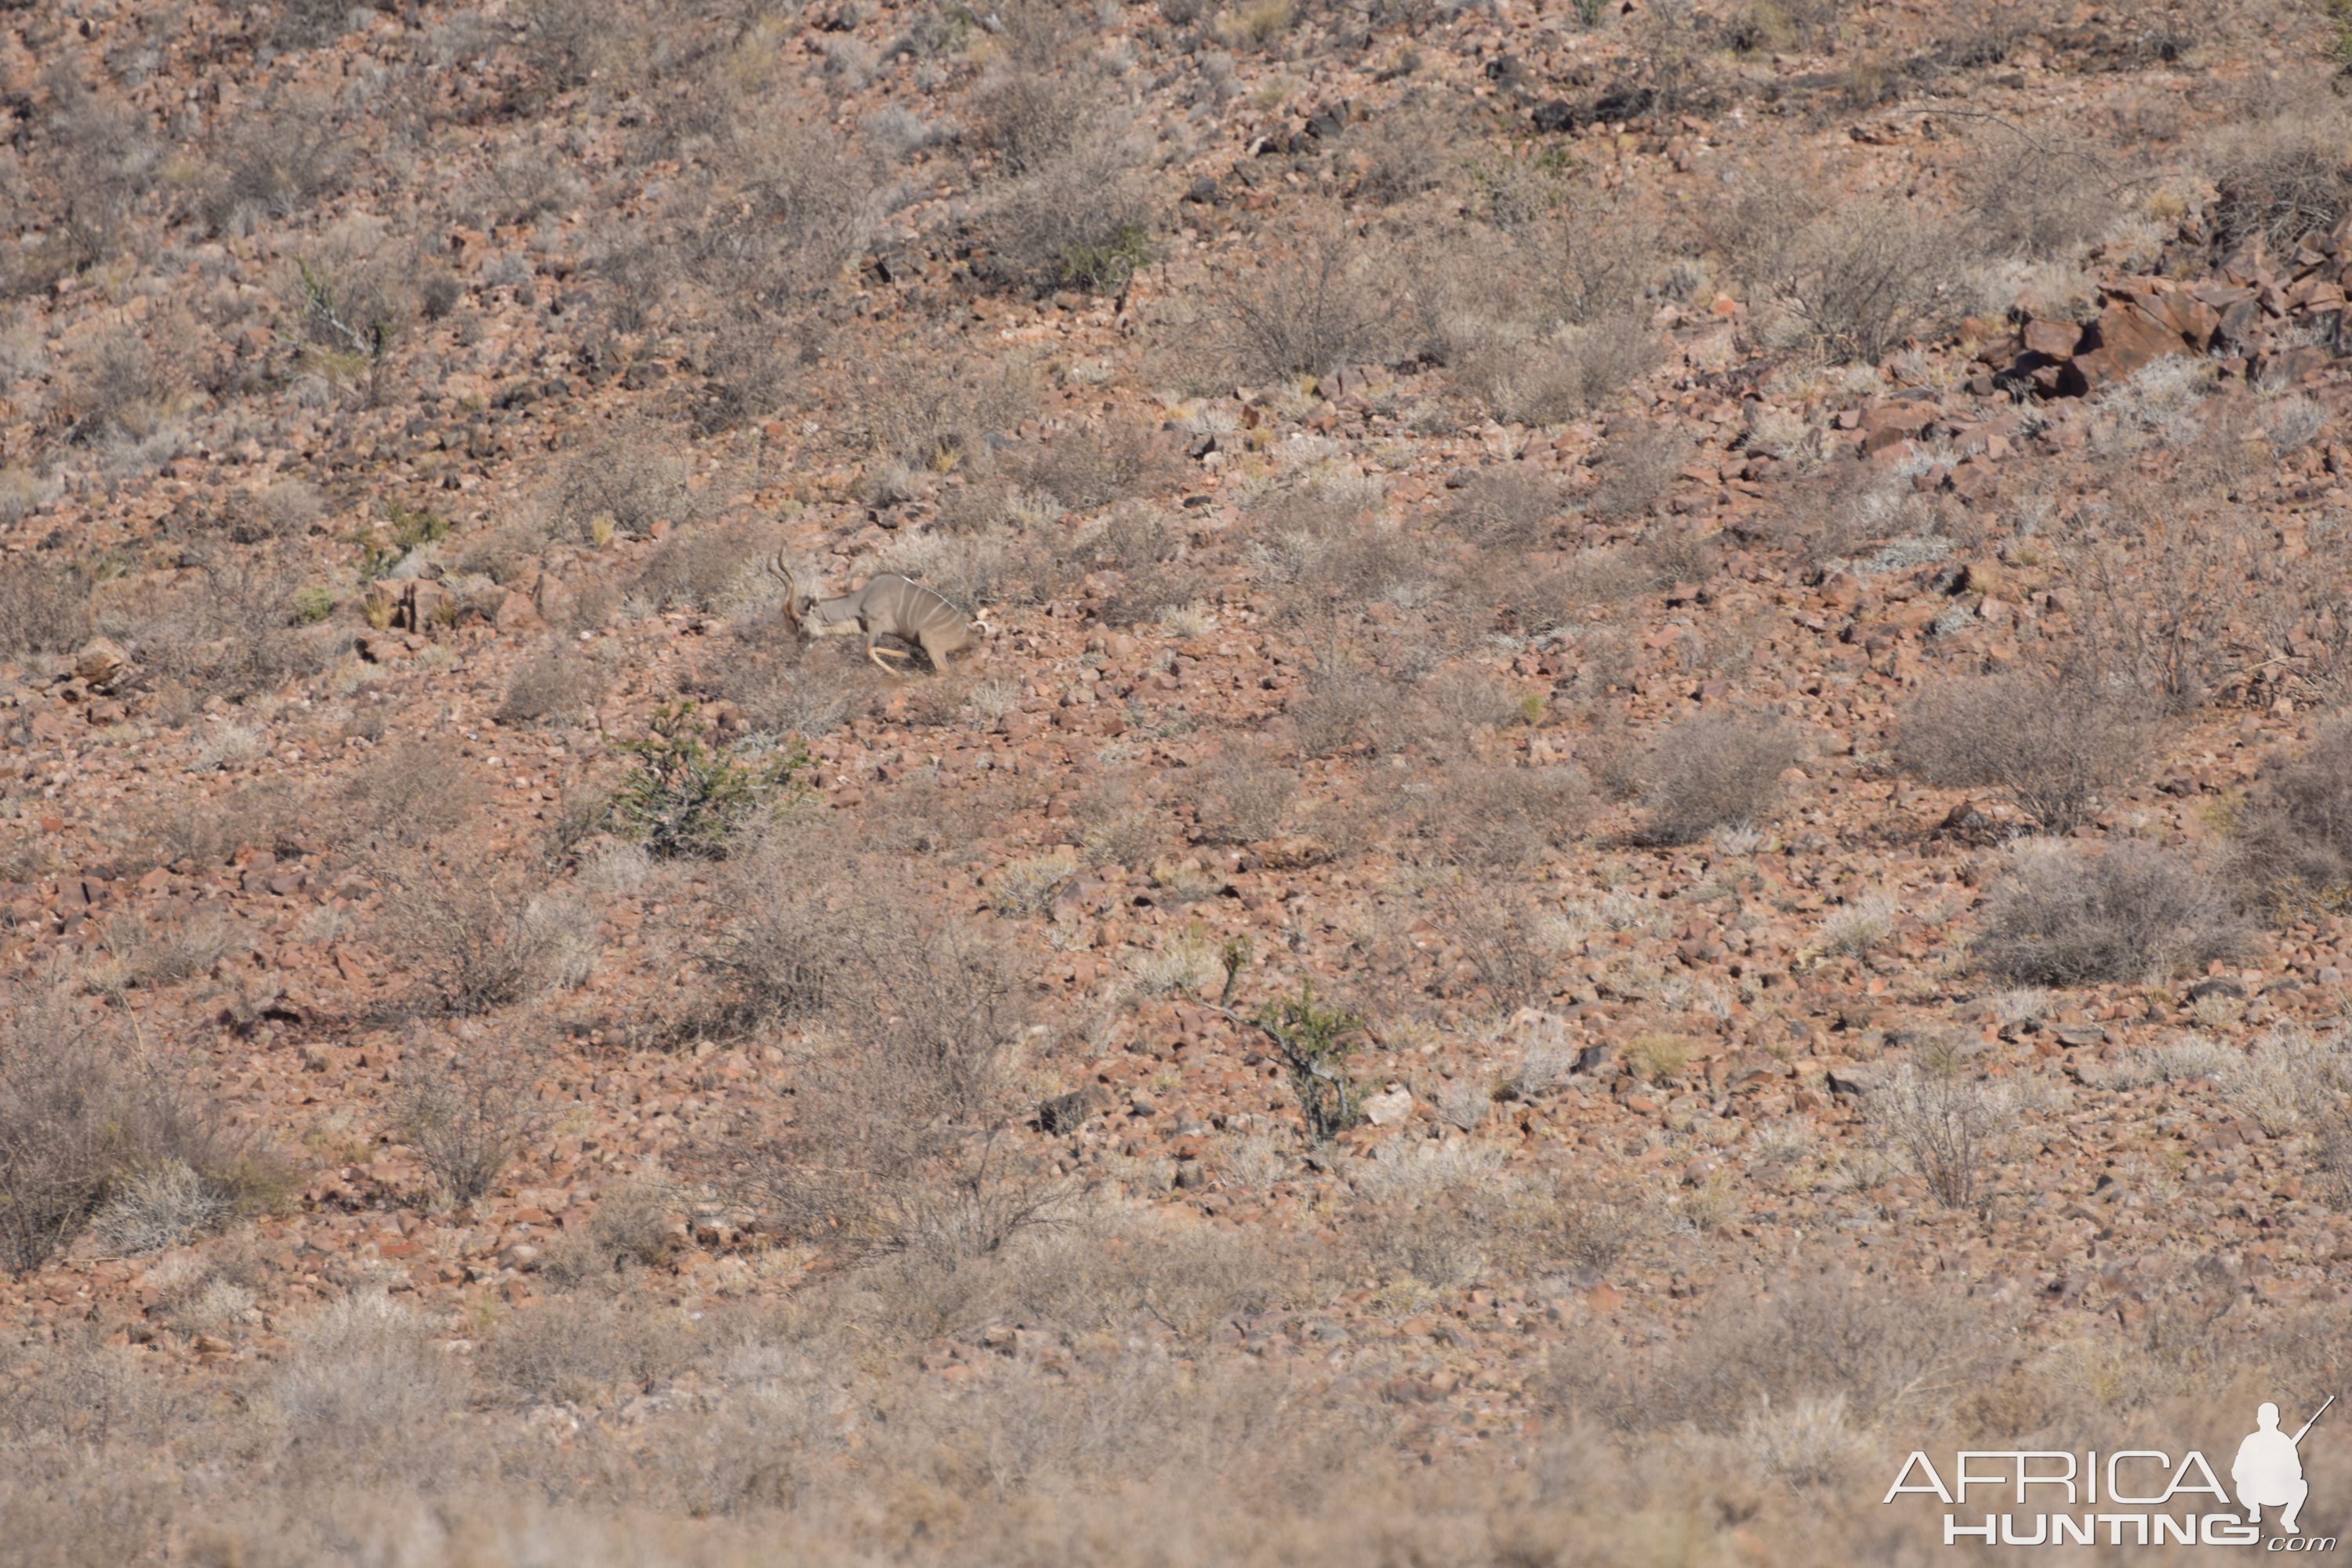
xmin=767 ymin=555 xmax=976 ymax=673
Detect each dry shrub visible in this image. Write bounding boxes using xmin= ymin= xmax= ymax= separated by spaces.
xmin=372 ymin=850 xmax=557 ymax=1014
xmin=1266 ymin=513 xmax=1433 ymax=627
xmin=971 ymin=52 xmax=1103 ymax=178
xmin=671 ymin=117 xmax=884 ymax=308
xmin=343 ymin=736 xmax=478 ymax=847
xmin=1864 ymin=1064 xmax=2005 ymax=1209
xmin=0 ymin=974 xmax=248 ymax=1272
xmin=540 ymin=1181 xmax=678 ymax=1286
xmin=0 ymin=557 xmax=93 ymax=656
xmin=876 ymin=528 xmax=1059 ymax=609
xmin=34 ymin=72 xmax=162 ymax=272
xmin=1630 ymin=712 xmax=1799 ymax=845
xmin=1457 ymin=314 xmax=1662 ymax=423
xmin=1896 ymin=666 xmax=2148 ymax=836
xmin=712 ymin=870 xmax=1056 ymax=1261
xmin=1216 ymin=234 xmax=1399 ymax=381
xmin=479 ymin=1293 xmax=699 ymax=1406
xmin=1632 ymin=524 xmax=1722 ymax=590
xmin=1014 ymin=427 xmax=1182 ymax=513
xmin=1082 ymin=514 xmax=1210 ymax=626
xmin=1440 ymin=468 xmax=1564 ymax=549
xmin=1396 ymin=188 xmax=1662 ymax=421
xmin=1973 ymin=840 xmax=2250 ymax=985
xmin=100 ymin=906 xmax=250 ymax=986
xmin=712 ymin=617 xmax=876 ymax=738
xmin=1767 ymin=465 xmax=1931 ymax=571
xmin=496 ymin=642 xmax=604 ymax=726
xmin=630 ymin=523 xmax=750 ymax=612
xmin=1719 ymin=180 xmax=1970 ymax=365
xmin=1411 ymin=764 xmax=1593 ymax=866
xmin=862 ymin=357 xmax=1036 ymax=473
xmin=1960 ymin=126 xmax=2123 ymax=260
xmin=250 ymin=479 xmax=324 ymax=539
xmin=519 ymin=0 xmax=651 ymax=91
xmin=1075 ymin=775 xmax=1162 ymax=869
xmin=1193 ymin=746 xmax=1300 ymax=844
xmin=120 ymin=554 xmax=320 ymax=702
xmin=2204 ymin=94 xmax=2352 ymax=253
xmin=1419 ymin=668 xmax=1521 ymax=735
xmin=1426 ymin=877 xmax=1570 ymax=1010
xmin=132 ymin=782 xmax=307 ymax=872
xmin=1552 ymin=1274 xmax=1998 ymax=1446
xmin=2236 ymin=721 xmax=2352 ymax=916
xmin=976 ymin=143 xmax=1151 ymax=294
xmin=1347 ymin=107 xmax=1454 ymax=205
xmin=1287 ymin=665 xmax=1417 ymax=758
xmin=554 ymin=423 xmax=708 ymax=540
xmin=1586 ymin=426 xmax=1690 ymax=521
xmin=271 ymin=1291 xmax=467 ymax=1450
xmin=390 ymin=1034 xmax=546 ymax=1200
xmin=2071 ymin=482 xmax=2264 ymax=711
xmin=2218 ymin=1027 xmax=2352 ymax=1209
xmin=204 ymin=96 xmax=344 ymax=231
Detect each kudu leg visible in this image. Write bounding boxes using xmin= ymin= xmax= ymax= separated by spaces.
xmin=866 ymin=631 xmax=915 ymax=676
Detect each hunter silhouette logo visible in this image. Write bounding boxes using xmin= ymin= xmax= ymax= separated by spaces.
xmin=1884 ymin=1396 xmax=2340 ymax=1548
xmin=2238 ymin=1397 xmax=2332 ymax=1538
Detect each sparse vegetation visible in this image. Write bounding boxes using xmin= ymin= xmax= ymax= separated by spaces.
xmin=1973 ymin=840 xmax=2251 ymax=985
xmin=1629 ymin=713 xmax=1800 ymax=846
xmin=13 ymin=4 xmax=2352 ymax=1561
xmin=1898 ymin=667 xmax=2149 ymax=837
xmin=607 ymin=702 xmax=812 ymax=859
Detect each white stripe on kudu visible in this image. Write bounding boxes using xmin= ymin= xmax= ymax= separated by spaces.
xmin=765 ymin=554 xmax=976 ymax=675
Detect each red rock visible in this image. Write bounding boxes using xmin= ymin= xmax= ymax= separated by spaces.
xmin=495 ymin=591 xmax=544 ymax=633
xmin=2020 ymin=318 xmax=2082 ymax=360
xmin=2061 ymin=297 xmax=2183 ymax=394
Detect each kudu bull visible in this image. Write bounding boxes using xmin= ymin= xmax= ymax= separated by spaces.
xmin=765 ymin=554 xmax=978 ymax=674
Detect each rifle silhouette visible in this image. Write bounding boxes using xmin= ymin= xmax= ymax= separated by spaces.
xmin=2293 ymin=1394 xmax=2336 ymax=1446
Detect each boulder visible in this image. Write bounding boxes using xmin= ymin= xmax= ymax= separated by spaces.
xmin=2020 ymin=318 xmax=2082 ymax=360
xmin=532 ymin=572 xmax=576 ymax=626
xmin=494 ymin=590 xmax=544 ymax=633
xmin=2060 ymin=296 xmax=2182 ymax=394
xmin=400 ymin=578 xmax=450 ymax=631
xmin=72 ymin=637 xmax=130 ymax=692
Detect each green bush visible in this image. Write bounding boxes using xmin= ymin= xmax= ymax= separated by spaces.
xmin=291 ymin=586 xmax=337 ymax=626
xmin=608 ymin=702 xmax=811 ymax=858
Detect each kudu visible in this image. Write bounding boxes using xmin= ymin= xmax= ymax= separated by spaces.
xmin=765 ymin=554 xmax=977 ymax=674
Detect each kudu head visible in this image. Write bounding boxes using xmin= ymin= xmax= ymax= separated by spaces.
xmin=765 ymin=552 xmax=815 ymax=638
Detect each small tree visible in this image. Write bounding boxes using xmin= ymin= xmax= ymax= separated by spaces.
xmin=1192 ymin=944 xmax=1370 ymax=1142
xmin=392 ymin=1044 xmax=542 ymax=1203
xmin=1864 ymin=1063 xmax=2005 ymax=1210
xmin=608 ymin=701 xmax=811 ymax=858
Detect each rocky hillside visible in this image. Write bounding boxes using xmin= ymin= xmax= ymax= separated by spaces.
xmin=8 ymin=0 xmax=2352 ymax=1560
